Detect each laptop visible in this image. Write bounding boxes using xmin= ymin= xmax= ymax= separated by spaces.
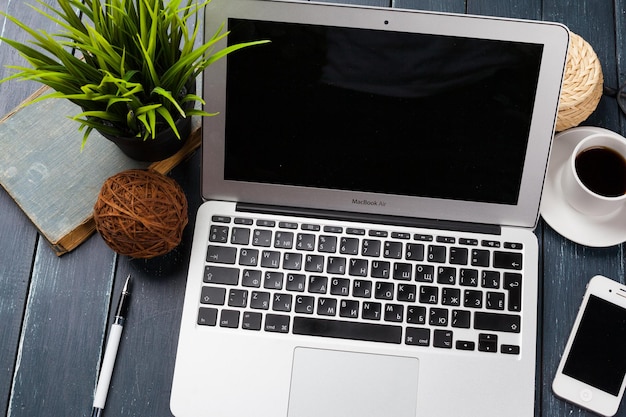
xmin=171 ymin=1 xmax=568 ymax=416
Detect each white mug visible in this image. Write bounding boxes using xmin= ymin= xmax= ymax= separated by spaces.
xmin=561 ymin=133 xmax=626 ymax=216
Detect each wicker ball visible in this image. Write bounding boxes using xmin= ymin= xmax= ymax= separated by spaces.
xmin=556 ymin=32 xmax=604 ymax=132
xmin=94 ymin=169 xmax=188 ymax=258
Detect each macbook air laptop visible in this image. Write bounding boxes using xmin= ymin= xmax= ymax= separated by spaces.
xmin=171 ymin=1 xmax=568 ymax=416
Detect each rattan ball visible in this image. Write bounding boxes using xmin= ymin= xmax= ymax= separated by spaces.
xmin=94 ymin=169 xmax=188 ymax=258
xmin=556 ymin=32 xmax=604 ymax=132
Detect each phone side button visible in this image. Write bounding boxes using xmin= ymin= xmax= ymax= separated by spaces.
xmin=580 ymin=389 xmax=593 ymax=402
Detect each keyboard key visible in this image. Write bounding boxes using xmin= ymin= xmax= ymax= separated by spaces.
xmin=504 ymin=273 xmax=522 ymax=312
xmin=501 ymin=344 xmax=521 ymax=354
xmin=419 ymin=286 xmax=438 ymax=304
xmin=463 ymin=290 xmax=483 ymax=308
xmin=427 ymin=245 xmax=446 ymax=263
xmin=296 ymin=233 xmax=316 ymax=250
xmin=305 ymin=254 xmax=324 ymax=273
xmin=393 ymin=263 xmax=412 ymax=281
xmin=308 ymin=276 xmax=328 ymax=294
xmin=384 ymin=241 xmax=403 ymax=259
xmin=397 ymin=283 xmax=417 ymax=302
xmin=198 ymin=307 xmax=218 ymax=326
xmin=429 ymin=307 xmax=449 ymax=326
xmin=433 ymin=329 xmax=453 ymax=348
xmin=442 ymin=288 xmax=461 ymax=306
xmin=263 ymin=271 xmax=284 ymax=289
xmin=327 ymin=257 xmax=347 ymax=275
xmin=274 ymin=231 xmax=294 ymax=249
xmin=318 ymin=235 xmax=337 ymax=253
xmin=353 ymin=280 xmax=372 ymax=298
xmin=261 ymin=250 xmax=281 ymax=268
xmin=340 ymin=237 xmax=359 ymax=254
xmin=265 ymin=314 xmax=290 ymax=333
xmin=231 ymin=227 xmax=250 ymax=245
xmin=250 ymin=291 xmax=270 ymax=310
xmin=272 ymin=293 xmax=293 ymax=312
xmin=206 ymin=245 xmax=237 ymax=264
xmin=228 ymin=289 xmax=248 ymax=307
xmin=486 ymin=292 xmax=505 ymax=310
xmin=478 ymin=333 xmax=498 ymax=352
xmin=317 ymin=297 xmax=338 ymax=316
xmin=242 ymin=312 xmax=262 ymax=330
xmin=239 ymin=248 xmax=259 ymax=266
xmin=405 ymin=243 xmax=424 ymax=261
xmin=283 ymin=252 xmax=303 ymax=270
xmin=241 ymin=269 xmax=262 ymax=287
xmin=209 ymin=225 xmax=229 ymax=243
xmin=494 ymin=251 xmax=523 ymax=270
xmin=471 ymin=249 xmax=490 ymax=267
xmin=330 ymin=278 xmax=350 ymax=296
xmin=362 ymin=239 xmax=381 ymax=257
xmin=339 ymin=299 xmax=359 ymax=318
xmin=474 ymin=312 xmax=521 ymax=333
xmin=257 ymin=219 xmax=275 ymax=227
xmin=415 ymin=264 xmax=434 ymax=282
xmin=252 ymin=229 xmax=272 ymax=247
xmin=405 ymin=327 xmax=430 ymax=346
xmin=449 ymin=247 xmax=468 ymax=265
xmin=437 ymin=266 xmax=456 ymax=285
xmin=293 ymin=317 xmax=402 ymax=344
xmin=200 ymin=286 xmax=226 ymax=305
xmin=456 ymin=340 xmax=475 ymax=350
xmin=219 ymin=310 xmax=240 ymax=328
xmin=375 ymin=281 xmax=394 ymax=300
xmin=212 ymin=216 xmax=231 ymax=223
xmin=451 ymin=309 xmax=471 ymax=328
xmin=286 ymin=273 xmax=306 ymax=292
xmin=362 ymin=302 xmax=382 ymax=320
xmin=384 ymin=304 xmax=404 ymax=322
xmin=407 ymin=306 xmax=426 ymax=324
xmin=349 ymin=259 xmax=368 ymax=277
xmin=371 ymin=261 xmax=391 ymax=279
xmin=204 ymin=266 xmax=239 ymax=285
xmin=459 ymin=269 xmax=478 ymax=286
xmin=295 ymin=295 xmax=315 ymax=314
xmin=481 ymin=271 xmax=500 ymax=288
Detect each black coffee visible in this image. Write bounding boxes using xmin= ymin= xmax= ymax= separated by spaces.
xmin=575 ymin=146 xmax=626 ymax=197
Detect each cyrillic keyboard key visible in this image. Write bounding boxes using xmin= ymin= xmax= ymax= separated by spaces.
xmin=474 ymin=312 xmax=521 ymax=333
xmin=293 ymin=317 xmax=402 ymax=344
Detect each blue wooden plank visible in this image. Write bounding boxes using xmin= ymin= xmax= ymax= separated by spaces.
xmin=467 ymin=0 xmax=541 ymax=19
xmin=8 ymin=237 xmax=116 ymax=417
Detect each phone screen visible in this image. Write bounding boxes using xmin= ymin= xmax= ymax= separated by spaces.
xmin=562 ymin=294 xmax=626 ymax=396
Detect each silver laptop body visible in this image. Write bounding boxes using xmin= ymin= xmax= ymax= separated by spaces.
xmin=171 ymin=1 xmax=568 ymax=416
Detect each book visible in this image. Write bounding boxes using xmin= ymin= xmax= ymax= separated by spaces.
xmin=0 ymin=87 xmax=201 ymax=256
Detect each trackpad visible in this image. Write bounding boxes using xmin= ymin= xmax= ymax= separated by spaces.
xmin=287 ymin=347 xmax=419 ymax=417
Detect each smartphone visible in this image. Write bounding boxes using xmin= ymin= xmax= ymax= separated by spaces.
xmin=552 ymin=275 xmax=626 ymax=416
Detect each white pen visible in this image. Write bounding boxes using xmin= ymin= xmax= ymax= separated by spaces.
xmin=92 ymin=274 xmax=132 ymax=417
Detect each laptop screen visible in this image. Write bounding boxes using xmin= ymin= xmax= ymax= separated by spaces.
xmin=223 ymin=19 xmax=543 ymax=206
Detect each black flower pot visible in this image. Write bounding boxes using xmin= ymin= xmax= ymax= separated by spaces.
xmin=100 ymin=115 xmax=192 ymax=162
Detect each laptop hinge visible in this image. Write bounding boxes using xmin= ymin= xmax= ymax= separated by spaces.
xmin=236 ymin=203 xmax=501 ymax=235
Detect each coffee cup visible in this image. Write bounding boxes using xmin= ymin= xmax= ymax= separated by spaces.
xmin=561 ymin=133 xmax=626 ymax=216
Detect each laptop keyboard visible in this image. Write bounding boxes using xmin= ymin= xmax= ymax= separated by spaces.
xmin=198 ymin=214 xmax=525 ymax=355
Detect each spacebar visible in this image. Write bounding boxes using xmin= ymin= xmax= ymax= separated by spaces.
xmin=293 ymin=317 xmax=402 ymax=344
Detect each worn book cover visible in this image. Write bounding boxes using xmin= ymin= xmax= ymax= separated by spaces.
xmin=0 ymin=87 xmax=201 ymax=255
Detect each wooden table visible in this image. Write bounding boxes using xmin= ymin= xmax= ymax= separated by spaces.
xmin=1 ymin=0 xmax=625 ymax=416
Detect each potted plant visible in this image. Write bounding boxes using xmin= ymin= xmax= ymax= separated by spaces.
xmin=0 ymin=0 xmax=266 ymax=161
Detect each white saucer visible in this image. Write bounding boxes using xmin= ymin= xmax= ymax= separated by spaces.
xmin=540 ymin=126 xmax=626 ymax=247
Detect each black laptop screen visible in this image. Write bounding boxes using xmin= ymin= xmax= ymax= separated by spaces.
xmin=223 ymin=19 xmax=543 ymax=205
